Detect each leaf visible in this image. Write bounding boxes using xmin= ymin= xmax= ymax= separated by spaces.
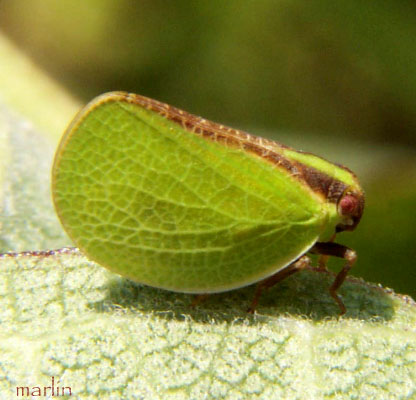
xmin=0 ymin=33 xmax=77 ymax=252
xmin=1 ymin=248 xmax=416 ymax=399
xmin=0 ymin=100 xmax=69 ymax=252
xmin=0 ymin=34 xmax=80 ymax=143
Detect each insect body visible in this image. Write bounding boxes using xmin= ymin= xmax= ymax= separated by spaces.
xmin=52 ymin=92 xmax=364 ymax=314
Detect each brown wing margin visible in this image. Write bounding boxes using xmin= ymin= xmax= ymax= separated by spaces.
xmin=116 ymin=92 xmax=349 ymax=202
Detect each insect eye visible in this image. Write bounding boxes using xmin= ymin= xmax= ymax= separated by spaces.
xmin=338 ymin=194 xmax=358 ymax=216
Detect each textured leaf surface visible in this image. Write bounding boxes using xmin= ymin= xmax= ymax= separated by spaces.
xmin=0 ymin=101 xmax=69 ymax=252
xmin=1 ymin=249 xmax=415 ymax=399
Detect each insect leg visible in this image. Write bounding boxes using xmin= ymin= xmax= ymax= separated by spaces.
xmin=191 ymin=293 xmax=210 ymax=308
xmin=247 ymin=255 xmax=310 ymax=313
xmin=317 ymin=233 xmax=336 ymax=271
xmin=310 ymin=242 xmax=357 ymax=315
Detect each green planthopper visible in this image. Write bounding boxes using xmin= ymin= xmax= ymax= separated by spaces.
xmin=52 ymin=92 xmax=364 ymax=315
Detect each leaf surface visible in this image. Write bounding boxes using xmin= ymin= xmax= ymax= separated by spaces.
xmin=1 ymin=248 xmax=415 ymax=399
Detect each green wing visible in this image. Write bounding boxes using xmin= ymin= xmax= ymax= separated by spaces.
xmin=52 ymin=93 xmax=325 ymax=292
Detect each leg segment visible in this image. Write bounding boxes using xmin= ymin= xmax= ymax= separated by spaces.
xmin=191 ymin=293 xmax=210 ymax=308
xmin=317 ymin=233 xmax=336 ymax=271
xmin=247 ymin=255 xmax=310 ymax=313
xmin=310 ymin=242 xmax=357 ymax=315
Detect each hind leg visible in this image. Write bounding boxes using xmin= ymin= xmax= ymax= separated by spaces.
xmin=247 ymin=255 xmax=311 ymax=313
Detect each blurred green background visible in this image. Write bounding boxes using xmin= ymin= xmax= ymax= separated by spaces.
xmin=1 ymin=0 xmax=415 ymax=297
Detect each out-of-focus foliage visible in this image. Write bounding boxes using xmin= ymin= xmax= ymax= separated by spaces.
xmin=0 ymin=0 xmax=415 ymax=297
xmin=2 ymin=0 xmax=416 ymax=146
xmin=0 ymin=35 xmax=79 ymax=142
xmin=341 ymin=166 xmax=416 ymax=296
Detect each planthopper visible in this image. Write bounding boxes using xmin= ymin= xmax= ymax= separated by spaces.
xmin=52 ymin=92 xmax=364 ymax=315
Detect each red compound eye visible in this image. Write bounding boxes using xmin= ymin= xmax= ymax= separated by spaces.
xmin=339 ymin=194 xmax=358 ymax=216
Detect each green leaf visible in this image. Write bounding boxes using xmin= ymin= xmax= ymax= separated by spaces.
xmin=1 ymin=249 xmax=415 ymax=399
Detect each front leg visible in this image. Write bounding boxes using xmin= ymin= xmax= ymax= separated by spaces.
xmin=310 ymin=242 xmax=357 ymax=315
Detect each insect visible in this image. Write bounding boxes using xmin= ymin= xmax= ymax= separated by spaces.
xmin=52 ymin=92 xmax=364 ymax=315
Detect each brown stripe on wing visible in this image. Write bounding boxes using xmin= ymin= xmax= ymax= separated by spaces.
xmin=121 ymin=92 xmax=346 ymax=203
xmin=122 ymin=92 xmax=283 ymax=148
xmin=292 ymin=161 xmax=349 ymax=202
